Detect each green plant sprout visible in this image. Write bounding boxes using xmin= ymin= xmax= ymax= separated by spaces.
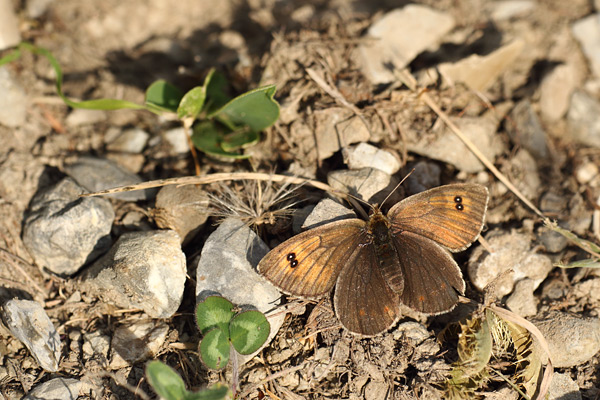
xmin=0 ymin=42 xmax=280 ymax=161
xmin=146 ymin=361 xmax=230 ymax=400
xmin=196 ymin=296 xmax=270 ymax=370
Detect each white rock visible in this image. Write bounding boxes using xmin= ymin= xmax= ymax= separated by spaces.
xmin=109 ymin=321 xmax=169 ymax=369
xmin=0 ymin=67 xmax=27 ymax=127
xmin=575 ymin=161 xmax=599 ymax=184
xmin=468 ymin=230 xmax=553 ymax=297
xmin=438 ymin=39 xmax=525 ymax=92
xmin=23 ymin=378 xmax=82 ymax=400
xmin=163 ymin=127 xmax=190 ymax=154
xmin=358 ymin=5 xmax=455 ymax=84
xmin=313 ymin=108 xmax=371 ymax=160
xmin=540 ymin=64 xmax=578 ymax=121
xmin=106 ymin=128 xmax=149 ymax=153
xmin=346 ymin=143 xmax=401 ymax=175
xmin=572 ymin=14 xmax=600 ymax=78
xmin=327 ymin=167 xmax=398 ymax=204
xmin=2 ymin=299 xmax=61 ymax=372
xmin=490 ymin=0 xmax=535 ymax=21
xmin=0 ymin=0 xmax=21 ymax=50
xmin=405 ymin=113 xmax=504 ymax=173
xmin=65 ymin=108 xmax=106 ymax=127
xmin=566 ymin=90 xmax=600 ymax=148
xmin=82 ymin=230 xmax=187 ymax=318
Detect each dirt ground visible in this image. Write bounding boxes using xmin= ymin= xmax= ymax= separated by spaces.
xmin=1 ymin=0 xmax=600 ymax=399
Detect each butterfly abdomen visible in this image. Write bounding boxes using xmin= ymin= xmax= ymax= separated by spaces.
xmin=368 ymin=212 xmax=404 ymax=294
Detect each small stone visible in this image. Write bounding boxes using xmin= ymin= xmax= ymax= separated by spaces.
xmin=364 ymin=381 xmax=390 ymax=400
xmin=572 ymin=278 xmax=600 ymax=304
xmin=404 ymin=161 xmax=441 ymax=195
xmin=105 ymin=128 xmax=149 ymax=153
xmin=548 ymin=372 xmax=581 ymax=400
xmin=327 ymin=167 xmax=399 ymax=204
xmin=540 ymin=279 xmax=569 ymax=301
xmin=1 ymin=299 xmax=61 ymax=372
xmin=572 ymin=14 xmax=600 ymax=78
xmin=65 ymin=156 xmax=155 ymax=201
xmin=357 ymin=5 xmax=455 ymax=84
xmin=490 ymin=0 xmax=535 ymax=20
xmin=23 ymin=378 xmax=82 ymax=400
xmin=26 ymin=0 xmax=55 ymax=19
xmin=109 ymin=321 xmax=169 ymax=369
xmin=438 ymin=40 xmax=525 ymax=92
xmin=406 ymin=113 xmax=504 ymax=173
xmin=540 ymin=64 xmax=578 ymax=122
xmin=566 ymin=90 xmax=600 ymax=148
xmin=163 ymin=127 xmax=189 ymax=154
xmin=151 ymin=185 xmax=210 ymax=245
xmin=81 ymin=230 xmax=186 ymax=318
xmin=508 ymin=100 xmax=549 ymax=159
xmin=313 ymin=108 xmax=371 ymax=160
xmin=196 ymin=218 xmax=285 ymax=365
xmin=537 ymin=227 xmax=568 ymax=253
xmin=65 ymin=108 xmax=106 ymax=127
xmin=0 ymin=67 xmax=27 ymax=127
xmin=393 ymin=321 xmax=431 ymax=345
xmin=82 ymin=331 xmax=110 ymax=360
xmin=346 ymin=143 xmax=401 ymax=175
xmin=0 ymin=2 xmax=21 ymax=50
xmin=468 ymin=230 xmax=553 ymax=297
xmin=301 ymin=198 xmax=355 ymax=231
xmin=575 ymin=161 xmax=599 ymax=184
xmin=530 ymin=311 xmax=600 ymax=368
xmin=505 ymin=278 xmax=538 ymax=317
xmin=22 ymin=177 xmax=114 ymax=275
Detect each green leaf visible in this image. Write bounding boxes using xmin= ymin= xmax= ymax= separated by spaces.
xmin=199 ymin=328 xmax=230 ymax=370
xmin=220 ymin=129 xmax=259 ymax=152
xmin=145 ymin=80 xmax=184 ymax=113
xmin=205 ymin=69 xmax=230 ymax=113
xmin=146 ymin=361 xmax=187 ymax=400
xmin=196 ymin=296 xmax=235 ymax=335
xmin=210 ymin=85 xmax=279 ymax=133
xmin=229 ymin=310 xmax=270 ymax=355
xmin=184 ymin=384 xmax=230 ymax=400
xmin=191 ymin=121 xmax=251 ymax=159
xmin=177 ymin=86 xmax=207 ymax=120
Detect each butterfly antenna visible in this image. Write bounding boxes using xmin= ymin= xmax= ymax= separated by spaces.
xmin=380 ymin=169 xmax=415 ymax=208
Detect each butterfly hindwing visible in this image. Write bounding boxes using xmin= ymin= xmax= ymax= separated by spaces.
xmin=334 ymin=241 xmax=400 ymax=336
xmin=388 ymin=183 xmax=488 ymax=252
xmin=392 ymin=231 xmax=465 ymax=314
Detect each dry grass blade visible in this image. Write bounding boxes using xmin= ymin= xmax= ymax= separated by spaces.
xmin=394 ymin=69 xmax=546 ymax=220
xmin=80 ymin=172 xmax=338 ymax=199
xmin=544 ymin=219 xmax=600 ymax=262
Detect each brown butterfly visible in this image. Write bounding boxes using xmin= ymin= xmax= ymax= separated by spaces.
xmin=257 ymin=183 xmax=489 ymax=336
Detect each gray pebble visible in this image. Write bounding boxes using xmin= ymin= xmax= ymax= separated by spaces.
xmin=65 ymin=156 xmax=155 ymax=201
xmin=530 ymin=311 xmax=600 ymax=368
xmin=1 ymin=299 xmax=61 ymax=372
xmin=23 ymin=377 xmax=82 ymax=400
xmin=22 ymin=177 xmax=114 ymax=275
xmin=81 ymin=230 xmax=186 ymax=318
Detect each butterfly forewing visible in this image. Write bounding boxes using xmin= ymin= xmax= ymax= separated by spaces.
xmin=388 ymin=183 xmax=488 ymax=252
xmin=257 ymin=219 xmax=366 ymax=298
xmin=334 ymin=242 xmax=400 ymax=336
xmin=392 ymin=231 xmax=465 ymax=314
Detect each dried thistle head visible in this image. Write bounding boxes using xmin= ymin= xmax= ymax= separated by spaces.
xmin=208 ymin=179 xmax=302 ymax=232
